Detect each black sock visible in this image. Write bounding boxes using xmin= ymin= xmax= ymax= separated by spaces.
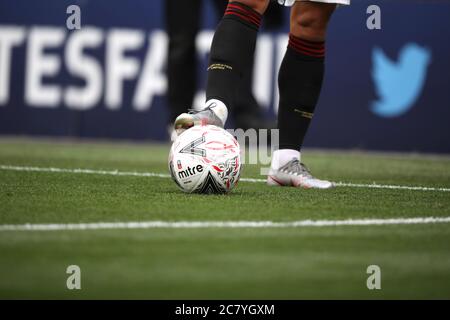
xmin=206 ymin=1 xmax=262 ymax=109
xmin=277 ymin=34 xmax=325 ymax=150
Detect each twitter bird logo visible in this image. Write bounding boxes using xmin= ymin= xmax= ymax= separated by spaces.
xmin=371 ymin=43 xmax=431 ymax=118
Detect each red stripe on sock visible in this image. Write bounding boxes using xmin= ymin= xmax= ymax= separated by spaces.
xmin=290 ymin=36 xmax=324 ymax=49
xmin=290 ymin=41 xmax=325 ymax=55
xmin=226 ymin=7 xmax=260 ymax=25
xmin=288 ymin=34 xmax=325 ymax=58
xmin=289 ymin=40 xmax=325 ymax=53
xmin=227 ymin=3 xmax=261 ymax=22
xmin=224 ymin=2 xmax=261 ymax=28
xmin=225 ymin=9 xmax=261 ymax=27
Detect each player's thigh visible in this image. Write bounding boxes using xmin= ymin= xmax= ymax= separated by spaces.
xmin=229 ymin=0 xmax=271 ymax=15
xmin=290 ymin=1 xmax=336 ymax=41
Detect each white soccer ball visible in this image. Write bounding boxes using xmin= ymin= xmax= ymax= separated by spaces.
xmin=168 ymin=125 xmax=241 ymax=194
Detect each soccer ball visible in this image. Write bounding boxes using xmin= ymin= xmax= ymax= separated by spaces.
xmin=168 ymin=125 xmax=241 ymax=194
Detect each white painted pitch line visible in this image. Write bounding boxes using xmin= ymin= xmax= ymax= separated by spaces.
xmin=334 ymin=182 xmax=450 ymax=192
xmin=0 ymin=164 xmax=171 ymax=179
xmin=1 ymin=217 xmax=449 ymax=231
xmin=1 ymin=164 xmax=449 ymax=192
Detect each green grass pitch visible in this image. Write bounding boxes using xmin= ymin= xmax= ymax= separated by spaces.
xmin=0 ymin=137 xmax=449 ymax=299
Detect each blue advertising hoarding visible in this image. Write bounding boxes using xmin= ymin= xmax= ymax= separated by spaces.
xmin=0 ymin=0 xmax=449 ymax=152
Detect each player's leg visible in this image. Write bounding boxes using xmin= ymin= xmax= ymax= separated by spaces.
xmin=268 ymin=1 xmax=336 ymax=189
xmin=206 ymin=0 xmax=269 ymax=114
xmin=166 ymin=0 xmax=202 ymax=124
xmin=210 ymin=0 xmax=270 ymax=130
xmin=174 ymin=0 xmax=270 ymax=134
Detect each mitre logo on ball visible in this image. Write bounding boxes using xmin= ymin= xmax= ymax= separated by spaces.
xmin=168 ymin=125 xmax=242 ymax=194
